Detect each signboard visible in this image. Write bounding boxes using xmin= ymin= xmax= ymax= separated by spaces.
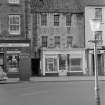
xmin=0 ymin=43 xmax=29 ymax=47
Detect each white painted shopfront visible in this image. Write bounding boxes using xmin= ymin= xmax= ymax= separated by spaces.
xmin=88 ymin=49 xmax=105 ymax=76
xmin=40 ymin=48 xmax=86 ymax=76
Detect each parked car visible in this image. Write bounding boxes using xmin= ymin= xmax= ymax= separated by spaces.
xmin=0 ymin=66 xmax=8 ymax=81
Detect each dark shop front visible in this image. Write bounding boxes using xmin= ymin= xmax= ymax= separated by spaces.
xmin=0 ymin=40 xmax=31 ymax=79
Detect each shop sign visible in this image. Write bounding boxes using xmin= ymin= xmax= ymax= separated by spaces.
xmin=0 ymin=43 xmax=29 ymax=47
xmin=7 ymin=51 xmax=21 ymax=54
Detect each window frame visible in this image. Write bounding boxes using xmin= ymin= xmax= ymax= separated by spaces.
xmin=54 ymin=36 xmax=60 ymax=48
xmin=8 ymin=15 xmax=21 ymax=35
xmin=66 ymin=14 xmax=71 ymax=26
xmin=41 ymin=36 xmax=48 ymax=48
xmin=41 ymin=14 xmax=47 ymax=26
xmin=54 ymin=14 xmax=60 ymax=26
xmin=95 ymin=31 xmax=103 ymax=45
xmin=67 ymin=36 xmax=72 ymax=48
xmin=95 ymin=8 xmax=102 ymax=20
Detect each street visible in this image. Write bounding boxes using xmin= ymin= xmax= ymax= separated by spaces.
xmin=0 ymin=81 xmax=105 ymax=105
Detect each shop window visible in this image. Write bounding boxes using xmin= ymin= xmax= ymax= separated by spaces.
xmin=8 ymin=15 xmax=20 ymax=35
xmin=45 ymin=57 xmax=57 ymax=72
xmin=0 ymin=53 xmax=4 ymax=71
xmin=70 ymin=58 xmax=82 ymax=71
xmin=59 ymin=54 xmax=66 ymax=70
xmin=7 ymin=55 xmax=19 ymax=72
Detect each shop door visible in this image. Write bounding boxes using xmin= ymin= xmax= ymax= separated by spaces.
xmin=59 ymin=54 xmax=67 ymax=76
xmin=92 ymin=54 xmax=104 ymax=75
xmin=31 ymin=59 xmax=40 ymax=76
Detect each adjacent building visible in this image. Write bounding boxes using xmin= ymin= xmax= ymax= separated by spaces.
xmin=85 ymin=6 xmax=105 ymax=76
xmin=0 ymin=0 xmax=31 ymax=78
xmin=31 ymin=0 xmax=86 ymax=76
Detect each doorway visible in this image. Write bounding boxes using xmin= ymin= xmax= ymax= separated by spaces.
xmin=92 ymin=54 xmax=104 ymax=75
xmin=31 ymin=59 xmax=40 ymax=76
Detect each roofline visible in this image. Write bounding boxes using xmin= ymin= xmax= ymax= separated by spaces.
xmin=86 ymin=5 xmax=105 ymax=7
xmin=31 ymin=9 xmax=84 ymax=13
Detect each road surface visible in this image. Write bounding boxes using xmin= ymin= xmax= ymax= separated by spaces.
xmin=0 ymin=81 xmax=105 ymax=105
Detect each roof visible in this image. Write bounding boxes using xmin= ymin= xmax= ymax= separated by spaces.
xmin=79 ymin=0 xmax=105 ymax=10
xmin=30 ymin=0 xmax=82 ymax=13
xmin=30 ymin=0 xmax=105 ymax=13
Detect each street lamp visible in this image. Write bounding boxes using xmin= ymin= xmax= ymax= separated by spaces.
xmin=89 ymin=19 xmax=102 ymax=105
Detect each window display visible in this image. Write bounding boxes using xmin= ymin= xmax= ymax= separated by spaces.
xmin=70 ymin=58 xmax=82 ymax=71
xmin=45 ymin=57 xmax=57 ymax=72
xmin=7 ymin=54 xmax=19 ymax=72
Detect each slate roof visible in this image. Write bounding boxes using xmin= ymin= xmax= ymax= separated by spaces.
xmin=30 ymin=0 xmax=105 ymax=13
xmin=30 ymin=0 xmax=82 ymax=13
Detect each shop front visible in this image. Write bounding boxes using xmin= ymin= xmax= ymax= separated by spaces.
xmin=0 ymin=40 xmax=30 ymax=78
xmin=41 ymin=49 xmax=86 ymax=76
xmin=88 ymin=49 xmax=105 ymax=76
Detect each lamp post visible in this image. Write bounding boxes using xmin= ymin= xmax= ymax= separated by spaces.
xmin=89 ymin=19 xmax=102 ymax=105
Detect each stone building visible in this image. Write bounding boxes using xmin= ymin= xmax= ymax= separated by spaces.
xmin=85 ymin=5 xmax=105 ymax=76
xmin=0 ymin=0 xmax=31 ymax=78
xmin=31 ymin=0 xmax=86 ymax=76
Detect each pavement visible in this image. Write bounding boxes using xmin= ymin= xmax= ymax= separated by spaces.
xmin=1 ymin=76 xmax=105 ymax=84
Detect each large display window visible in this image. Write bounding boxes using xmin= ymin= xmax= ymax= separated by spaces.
xmin=45 ymin=57 xmax=57 ymax=72
xmin=7 ymin=54 xmax=19 ymax=73
xmin=0 ymin=53 xmax=4 ymax=71
xmin=70 ymin=58 xmax=82 ymax=71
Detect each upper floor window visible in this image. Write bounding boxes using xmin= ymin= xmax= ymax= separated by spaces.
xmin=54 ymin=15 xmax=59 ymax=26
xmin=8 ymin=15 xmax=20 ymax=35
xmin=42 ymin=36 xmax=48 ymax=47
xmin=8 ymin=0 xmax=20 ymax=4
xmin=66 ymin=14 xmax=71 ymax=26
xmin=67 ymin=36 xmax=72 ymax=48
xmin=41 ymin=14 xmax=47 ymax=26
xmin=95 ymin=31 xmax=102 ymax=45
xmin=95 ymin=8 xmax=102 ymax=20
xmin=54 ymin=36 xmax=60 ymax=48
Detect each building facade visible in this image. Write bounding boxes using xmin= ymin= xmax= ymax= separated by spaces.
xmin=85 ymin=6 xmax=105 ymax=76
xmin=31 ymin=0 xmax=86 ymax=76
xmin=0 ymin=0 xmax=31 ymax=78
